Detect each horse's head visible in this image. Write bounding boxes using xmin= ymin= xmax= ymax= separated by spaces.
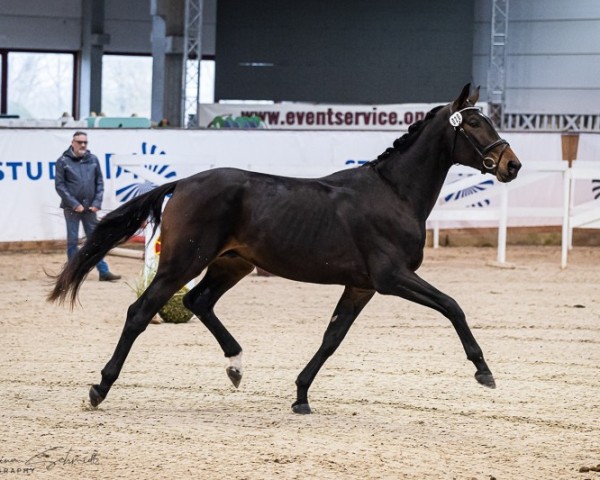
xmin=449 ymin=84 xmax=521 ymax=183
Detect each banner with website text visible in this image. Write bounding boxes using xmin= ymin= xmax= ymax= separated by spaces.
xmin=198 ymin=103 xmax=452 ymax=130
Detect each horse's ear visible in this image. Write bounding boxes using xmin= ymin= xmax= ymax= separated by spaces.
xmin=452 ymin=83 xmax=472 ymax=111
xmin=468 ymin=85 xmax=480 ymax=105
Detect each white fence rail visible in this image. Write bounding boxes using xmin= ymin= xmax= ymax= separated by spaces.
xmin=563 ymin=163 xmax=600 ymax=267
xmin=428 ymin=161 xmax=600 ymax=268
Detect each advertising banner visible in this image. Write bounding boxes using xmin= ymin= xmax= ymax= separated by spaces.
xmin=0 ymin=129 xmax=398 ymax=242
xmin=199 ymin=103 xmax=443 ymax=130
xmin=0 ymin=128 xmax=598 ymax=243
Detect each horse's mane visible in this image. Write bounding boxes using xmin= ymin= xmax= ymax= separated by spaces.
xmin=366 ymin=105 xmax=444 ymax=166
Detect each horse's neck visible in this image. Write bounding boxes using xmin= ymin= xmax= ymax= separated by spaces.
xmin=377 ymin=134 xmax=453 ymax=221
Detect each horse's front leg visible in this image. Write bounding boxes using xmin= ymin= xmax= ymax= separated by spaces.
xmin=374 ymin=268 xmax=495 ymax=388
xmin=293 ymin=286 xmax=374 ymax=414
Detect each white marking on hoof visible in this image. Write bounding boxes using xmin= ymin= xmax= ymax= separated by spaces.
xmin=228 ymin=352 xmax=243 ymax=375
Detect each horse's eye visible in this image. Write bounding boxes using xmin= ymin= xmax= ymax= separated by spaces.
xmin=467 ymin=118 xmax=479 ymax=127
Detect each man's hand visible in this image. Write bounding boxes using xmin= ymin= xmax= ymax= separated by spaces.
xmin=89 ymin=207 xmax=99 ymax=213
xmin=74 ymin=205 xmax=85 ymax=213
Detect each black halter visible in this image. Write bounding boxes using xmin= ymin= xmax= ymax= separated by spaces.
xmin=450 ymin=107 xmax=509 ymax=174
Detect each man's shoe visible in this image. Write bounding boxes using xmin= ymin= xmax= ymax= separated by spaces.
xmin=99 ymin=272 xmax=121 ymax=282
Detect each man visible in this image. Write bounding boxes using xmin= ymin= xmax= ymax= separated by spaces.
xmin=55 ymin=131 xmax=121 ymax=282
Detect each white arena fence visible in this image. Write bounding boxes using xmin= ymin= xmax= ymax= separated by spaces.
xmin=428 ymin=161 xmax=600 ymax=268
xmin=0 ymin=129 xmax=599 ymax=268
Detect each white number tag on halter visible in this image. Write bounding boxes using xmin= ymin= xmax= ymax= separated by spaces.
xmin=449 ymin=112 xmax=463 ymax=127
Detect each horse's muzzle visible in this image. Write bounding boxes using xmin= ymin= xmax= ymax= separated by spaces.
xmin=496 ymin=148 xmax=522 ymax=183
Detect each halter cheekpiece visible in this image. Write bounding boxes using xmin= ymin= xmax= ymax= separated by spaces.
xmin=450 ymin=106 xmax=509 ymax=173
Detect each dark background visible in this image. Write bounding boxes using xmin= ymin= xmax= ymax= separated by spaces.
xmin=215 ymin=0 xmax=475 ymax=104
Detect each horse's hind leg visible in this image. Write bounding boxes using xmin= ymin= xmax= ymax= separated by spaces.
xmin=182 ymin=254 xmax=255 ymax=388
xmin=293 ymin=286 xmax=375 ymax=414
xmin=89 ymin=268 xmax=200 ymax=407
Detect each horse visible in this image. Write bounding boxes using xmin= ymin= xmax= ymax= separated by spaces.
xmin=48 ymin=84 xmax=521 ymax=414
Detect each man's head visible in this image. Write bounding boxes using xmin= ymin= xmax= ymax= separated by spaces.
xmin=71 ymin=131 xmax=89 ymax=158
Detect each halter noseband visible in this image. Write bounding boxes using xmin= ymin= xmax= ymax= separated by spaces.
xmin=450 ymin=107 xmax=509 ymax=173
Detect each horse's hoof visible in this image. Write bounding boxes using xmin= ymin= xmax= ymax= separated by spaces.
xmin=89 ymin=385 xmax=105 ymax=407
xmin=292 ymin=402 xmax=312 ymax=414
xmin=226 ymin=367 xmax=242 ymax=388
xmin=475 ymin=372 xmax=496 ymax=389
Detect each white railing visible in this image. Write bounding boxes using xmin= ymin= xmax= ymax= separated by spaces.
xmin=429 ymin=162 xmax=568 ymax=264
xmin=429 ymin=161 xmax=600 ymax=268
xmin=563 ymin=163 xmax=600 ymax=267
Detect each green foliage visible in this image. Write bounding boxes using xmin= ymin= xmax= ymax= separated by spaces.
xmin=157 ymin=287 xmax=193 ymax=324
xmin=130 ymin=267 xmax=193 ymax=324
xmin=207 ymin=114 xmax=265 ymax=129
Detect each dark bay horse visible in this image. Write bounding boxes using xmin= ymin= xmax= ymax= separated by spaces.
xmin=48 ymin=84 xmax=521 ymax=414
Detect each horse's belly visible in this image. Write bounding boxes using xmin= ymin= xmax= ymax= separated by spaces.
xmin=232 ymin=241 xmax=371 ymax=287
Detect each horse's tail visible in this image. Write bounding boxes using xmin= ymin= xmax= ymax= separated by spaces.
xmin=47 ymin=181 xmax=179 ymax=307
